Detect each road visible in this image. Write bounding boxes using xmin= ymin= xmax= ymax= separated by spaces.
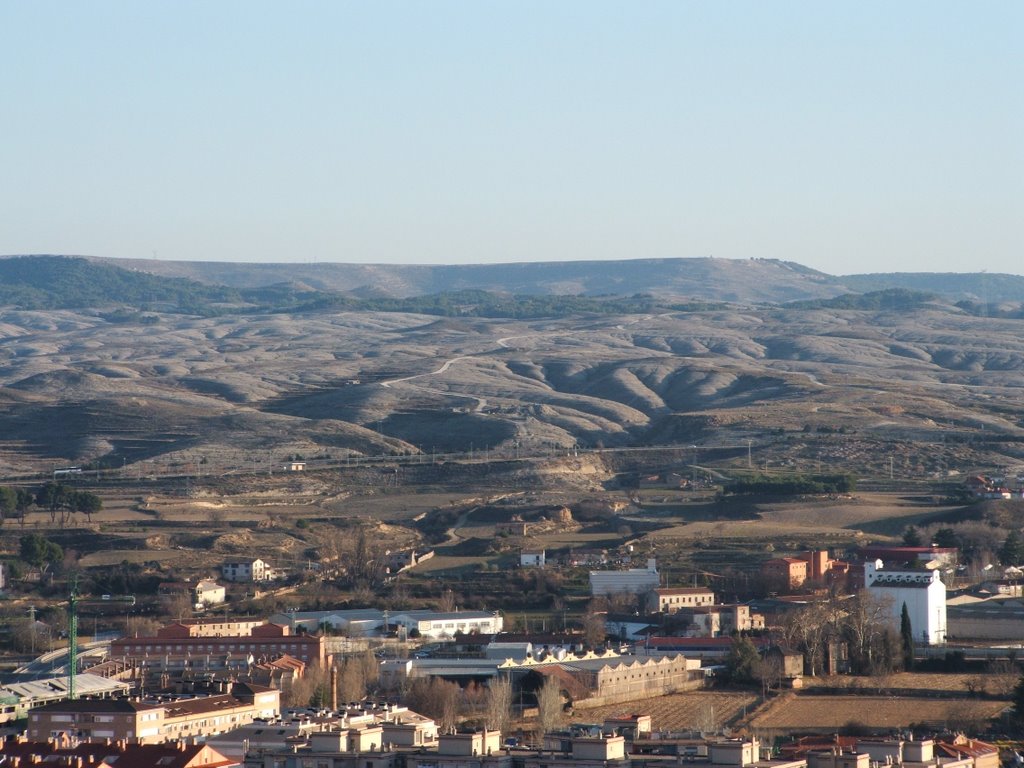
xmin=380 ymin=356 xmax=488 ymax=412
xmin=14 ymin=640 xmax=110 ymax=676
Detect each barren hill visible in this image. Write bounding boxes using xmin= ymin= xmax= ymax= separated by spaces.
xmin=1 ymin=299 xmax=1023 ymax=479
xmin=73 ymin=255 xmax=843 ymax=302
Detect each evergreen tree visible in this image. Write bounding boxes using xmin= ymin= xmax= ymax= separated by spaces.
xmin=900 ymin=602 xmax=915 ymax=671
xmin=1001 ymin=531 xmax=1024 ymax=566
xmin=932 ymin=527 xmax=959 ymax=549
xmin=902 ymin=525 xmax=923 ymax=547
xmin=725 ymin=635 xmax=762 ymax=683
xmin=0 ymin=486 xmax=16 ymax=519
xmin=1013 ymin=670 xmax=1024 ymax=722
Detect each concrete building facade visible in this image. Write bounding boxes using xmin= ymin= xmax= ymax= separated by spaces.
xmin=864 ymin=559 xmax=947 ymax=645
xmin=589 ymin=559 xmax=659 ymax=597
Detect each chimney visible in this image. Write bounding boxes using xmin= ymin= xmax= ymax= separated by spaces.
xmin=330 ymin=666 xmax=338 ymax=712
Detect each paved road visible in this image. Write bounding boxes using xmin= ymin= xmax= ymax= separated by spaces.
xmin=14 ymin=640 xmax=110 ymax=676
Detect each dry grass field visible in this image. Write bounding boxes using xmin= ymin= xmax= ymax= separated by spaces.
xmin=805 ymin=672 xmax=1017 ymax=697
xmin=571 ymin=691 xmax=758 ymax=732
xmin=3 ymin=295 xmax=1024 ymax=477
xmin=747 ymin=694 xmax=1009 ymax=733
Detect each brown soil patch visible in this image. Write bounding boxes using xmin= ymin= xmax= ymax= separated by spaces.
xmin=748 ymin=694 xmax=1008 ymax=732
xmin=571 ymin=691 xmax=757 ymax=732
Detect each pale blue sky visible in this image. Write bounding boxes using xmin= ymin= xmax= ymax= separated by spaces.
xmin=1 ymin=2 xmax=1020 ymax=275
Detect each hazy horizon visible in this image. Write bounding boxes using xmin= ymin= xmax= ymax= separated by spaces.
xmin=6 ymin=251 xmax=1024 ymax=281
xmin=2 ymin=2 xmax=1020 ymax=275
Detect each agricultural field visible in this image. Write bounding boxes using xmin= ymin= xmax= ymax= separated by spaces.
xmin=571 ymin=691 xmax=758 ymax=733
xmin=805 ymin=672 xmax=1018 ymax=698
xmin=747 ymin=694 xmax=1009 ymax=733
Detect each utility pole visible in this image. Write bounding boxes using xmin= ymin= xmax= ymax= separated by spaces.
xmin=747 ymin=440 xmax=752 ymax=469
xmin=27 ymin=606 xmax=35 ymax=655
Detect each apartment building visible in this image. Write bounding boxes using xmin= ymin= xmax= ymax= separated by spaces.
xmin=27 ymin=684 xmax=280 ymax=745
xmin=110 ymin=621 xmax=326 ymax=668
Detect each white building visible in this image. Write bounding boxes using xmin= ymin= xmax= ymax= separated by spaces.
xmin=865 ymin=559 xmax=947 ymax=645
xmin=222 ymin=558 xmax=276 ymax=583
xmin=194 ymin=579 xmax=226 ymax=608
xmin=520 ymin=550 xmax=546 ymax=567
xmin=590 ymin=558 xmax=660 ymax=597
xmin=269 ymin=609 xmax=503 ymax=639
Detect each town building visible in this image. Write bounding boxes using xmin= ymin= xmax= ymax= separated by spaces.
xmin=514 ymin=653 xmax=700 ymax=703
xmin=109 ymin=621 xmax=326 ymax=668
xmin=858 ymin=545 xmax=958 ymax=568
xmin=589 ymin=559 xmax=660 ymax=597
xmin=386 ymin=549 xmax=435 ymax=574
xmin=27 ymin=683 xmax=280 ymax=745
xmin=269 ymin=609 xmax=502 ymax=639
xmin=565 ymin=549 xmax=608 ymax=567
xmin=0 ymin=673 xmax=131 ymax=725
xmin=946 ymin=599 xmax=1024 ymax=641
xmin=669 ymin=603 xmax=765 ymax=637
xmin=646 ymin=586 xmax=715 ymax=613
xmin=0 ymin=738 xmax=238 ymax=768
xmin=194 ymin=579 xmax=226 ymax=608
xmin=864 ymin=559 xmax=947 ymax=644
xmin=521 ymin=550 xmax=546 ymax=567
xmin=496 ymin=520 xmax=529 ymax=536
xmin=151 ymin=617 xmax=266 ymax=637
xmin=761 ymin=558 xmax=809 ymax=590
xmin=211 ymin=701 xmax=436 ymax=761
xmin=761 ymin=551 xmax=851 ymax=592
xmin=221 ymin=559 xmax=278 ymax=583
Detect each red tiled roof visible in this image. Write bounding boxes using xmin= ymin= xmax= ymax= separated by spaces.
xmin=936 ymin=739 xmax=998 ymax=759
xmin=778 ymin=736 xmax=857 ymax=757
xmin=0 ymin=741 xmax=238 ymax=768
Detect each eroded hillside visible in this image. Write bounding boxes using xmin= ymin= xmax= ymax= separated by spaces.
xmin=1 ymin=302 xmax=1023 ymax=477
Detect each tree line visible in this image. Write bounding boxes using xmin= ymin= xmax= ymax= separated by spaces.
xmin=727 ymin=591 xmax=909 ymax=688
xmin=0 ymin=482 xmax=103 ymax=526
xmin=723 ymin=473 xmax=857 ymax=496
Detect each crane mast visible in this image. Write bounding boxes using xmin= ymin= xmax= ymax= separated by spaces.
xmin=66 ymin=578 xmax=135 ymax=700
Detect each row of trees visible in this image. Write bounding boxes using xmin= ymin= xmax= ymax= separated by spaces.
xmin=35 ymin=482 xmax=103 ymax=525
xmin=724 ymin=473 xmax=857 ymax=496
xmin=0 ymin=486 xmax=35 ymax=521
xmin=0 ymin=482 xmax=103 ymax=527
xmin=727 ymin=592 xmax=908 ymax=687
xmin=903 ymin=524 xmax=1024 ymax=570
xmin=403 ymin=675 xmax=562 ymax=737
xmin=288 ymin=655 xmax=562 ymax=738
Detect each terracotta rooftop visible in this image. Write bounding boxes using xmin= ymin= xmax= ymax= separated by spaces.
xmin=0 ymin=739 xmax=237 ymax=768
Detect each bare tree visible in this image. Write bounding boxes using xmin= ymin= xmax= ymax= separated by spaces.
xmin=338 ymin=656 xmax=367 ymax=702
xmin=165 ymin=592 xmax=194 ymax=622
xmin=843 ymin=591 xmax=892 ymax=674
xmin=485 ymin=677 xmax=514 ymax=735
xmin=405 ymin=678 xmax=461 ymax=733
xmin=986 ymin=658 xmax=1018 ymax=697
xmin=286 ymin=663 xmax=331 ymax=708
xmin=535 ymin=676 xmax=564 ymax=739
xmin=780 ymin=602 xmax=841 ymax=677
xmin=694 ymin=700 xmax=716 ymax=735
xmin=758 ymin=653 xmax=784 ymax=697
xmin=581 ymin=600 xmax=606 ymax=647
xmin=438 ymin=588 xmax=457 ymax=613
